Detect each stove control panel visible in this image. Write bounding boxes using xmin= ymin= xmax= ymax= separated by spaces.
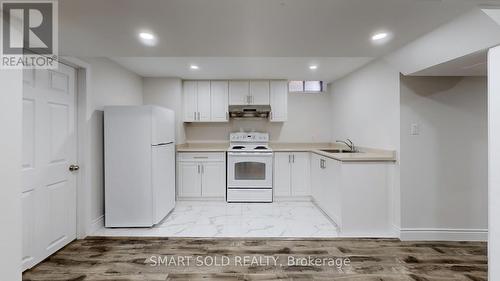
xmin=230 ymin=132 xmax=269 ymax=142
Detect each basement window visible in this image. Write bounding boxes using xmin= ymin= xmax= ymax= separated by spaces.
xmin=288 ymin=80 xmax=325 ymax=93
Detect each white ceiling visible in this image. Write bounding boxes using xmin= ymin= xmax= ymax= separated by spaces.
xmin=112 ymin=57 xmax=373 ymax=81
xmin=412 ymin=50 xmax=487 ymax=76
xmin=59 ymin=0 xmax=497 ymax=79
xmin=59 ymin=0 xmax=488 ymax=57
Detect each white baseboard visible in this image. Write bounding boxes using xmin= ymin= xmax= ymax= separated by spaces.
xmin=89 ymin=215 xmax=104 ymax=235
xmin=400 ymin=228 xmax=488 ymax=241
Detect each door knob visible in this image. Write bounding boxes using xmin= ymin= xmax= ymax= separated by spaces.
xmin=69 ymin=164 xmax=80 ymax=172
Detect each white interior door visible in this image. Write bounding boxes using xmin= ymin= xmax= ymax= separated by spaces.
xmin=22 ymin=64 xmax=77 ymax=271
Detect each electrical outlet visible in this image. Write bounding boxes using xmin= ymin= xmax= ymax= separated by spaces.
xmin=410 ymin=123 xmax=420 ymax=136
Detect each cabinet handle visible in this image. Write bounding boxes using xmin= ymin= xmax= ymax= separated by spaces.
xmin=194 ymin=111 xmax=196 ymax=120
xmin=197 ymin=112 xmax=200 ymax=120
xmin=288 ymin=155 xmax=291 ymax=163
xmin=201 ymin=165 xmax=204 ymax=174
xmin=292 ymin=154 xmax=295 ymax=163
xmin=197 ymin=165 xmax=200 ymax=173
xmin=193 ymin=156 xmax=209 ymax=159
xmin=226 ymin=112 xmax=229 ymax=120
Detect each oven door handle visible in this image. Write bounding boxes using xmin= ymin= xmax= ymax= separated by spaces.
xmin=228 ymin=152 xmax=273 ymax=156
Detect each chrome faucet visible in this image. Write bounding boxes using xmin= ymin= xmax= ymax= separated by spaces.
xmin=336 ymin=139 xmax=356 ymax=152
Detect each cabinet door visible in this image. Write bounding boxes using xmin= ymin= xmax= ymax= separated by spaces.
xmin=183 ymin=81 xmax=197 ymax=122
xmin=178 ymin=162 xmax=201 ymax=197
xmin=250 ymin=81 xmax=270 ymax=104
xmin=324 ymin=158 xmax=341 ymax=225
xmin=270 ymin=80 xmax=288 ymax=122
xmin=197 ymin=81 xmax=211 ymax=121
xmin=291 ymin=153 xmax=311 ymax=196
xmin=310 ymin=153 xmax=322 ymax=202
xmin=210 ymin=81 xmax=228 ymax=122
xmin=274 ymin=153 xmax=291 ymax=197
xmin=201 ymin=162 xmax=226 ymax=197
xmin=229 ymin=81 xmax=249 ymax=105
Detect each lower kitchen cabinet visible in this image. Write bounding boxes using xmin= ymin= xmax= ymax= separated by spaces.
xmin=274 ymin=152 xmax=310 ymax=197
xmin=178 ymin=162 xmax=202 ymax=197
xmin=201 ymin=162 xmax=226 ymax=197
xmin=311 ymin=153 xmax=391 ymax=237
xmin=311 ymin=153 xmax=341 ymax=224
xmin=177 ymin=152 xmax=226 ymax=199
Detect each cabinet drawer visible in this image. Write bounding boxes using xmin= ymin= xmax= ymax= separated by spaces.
xmin=177 ymin=152 xmax=225 ymax=162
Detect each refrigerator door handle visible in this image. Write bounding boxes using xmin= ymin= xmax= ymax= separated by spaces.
xmin=152 ymin=142 xmax=174 ymax=146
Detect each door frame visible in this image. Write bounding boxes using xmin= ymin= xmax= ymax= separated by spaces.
xmin=59 ymin=57 xmax=92 ymax=239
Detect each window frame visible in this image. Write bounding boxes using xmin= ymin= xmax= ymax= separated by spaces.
xmin=288 ymin=80 xmax=325 ymax=93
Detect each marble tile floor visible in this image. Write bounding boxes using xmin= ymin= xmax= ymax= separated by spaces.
xmin=93 ymin=201 xmax=339 ymax=238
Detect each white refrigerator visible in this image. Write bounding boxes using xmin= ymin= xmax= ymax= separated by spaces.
xmin=104 ymin=105 xmax=176 ymax=227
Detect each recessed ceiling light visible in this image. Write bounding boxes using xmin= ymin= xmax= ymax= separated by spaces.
xmin=138 ymin=31 xmax=158 ymax=46
xmin=372 ymin=32 xmax=388 ymax=41
xmin=139 ymin=32 xmax=155 ymax=40
xmin=309 ymin=65 xmax=318 ymax=70
xmin=190 ymin=65 xmax=199 ymax=70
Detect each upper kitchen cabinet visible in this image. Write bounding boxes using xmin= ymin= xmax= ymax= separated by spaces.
xmin=197 ymin=81 xmax=211 ymax=121
xmin=270 ymin=80 xmax=288 ymax=122
xmin=183 ymin=80 xmax=228 ymax=122
xmin=183 ymin=81 xmax=198 ymax=122
xmin=210 ymin=81 xmax=229 ymax=122
xmin=249 ymin=81 xmax=270 ymax=104
xmin=229 ymin=80 xmax=270 ymax=105
xmin=229 ymin=81 xmax=249 ymax=105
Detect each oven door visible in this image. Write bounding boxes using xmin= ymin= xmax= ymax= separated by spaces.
xmin=227 ymin=152 xmax=273 ymax=188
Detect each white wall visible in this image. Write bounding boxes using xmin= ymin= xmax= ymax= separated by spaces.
xmin=186 ymin=91 xmax=332 ymax=143
xmin=386 ymin=9 xmax=500 ymax=75
xmin=142 ymin=78 xmax=332 ymax=143
xmin=329 ymin=59 xmax=401 ymax=230
xmin=142 ymin=78 xmax=186 ymax=144
xmin=488 ymin=46 xmax=500 ymax=280
xmin=330 ymin=60 xmax=401 ymax=150
xmin=0 ymin=70 xmax=23 ymax=280
xmin=83 ymin=58 xmax=143 ymax=227
xmin=400 ymin=76 xmax=488 ymax=240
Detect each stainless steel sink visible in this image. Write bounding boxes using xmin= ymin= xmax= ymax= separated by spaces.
xmin=321 ymin=149 xmax=358 ymax=154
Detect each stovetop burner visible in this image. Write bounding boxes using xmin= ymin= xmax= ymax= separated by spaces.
xmin=232 ymin=146 xmax=245 ymax=150
xmin=254 ymin=146 xmax=267 ymax=150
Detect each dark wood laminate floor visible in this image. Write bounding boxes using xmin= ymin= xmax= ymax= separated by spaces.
xmin=23 ymin=237 xmax=487 ymax=281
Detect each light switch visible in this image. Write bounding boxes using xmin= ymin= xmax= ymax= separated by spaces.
xmin=410 ymin=123 xmax=420 ymax=136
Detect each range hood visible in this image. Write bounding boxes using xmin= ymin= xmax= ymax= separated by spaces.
xmin=228 ymin=105 xmax=271 ymax=119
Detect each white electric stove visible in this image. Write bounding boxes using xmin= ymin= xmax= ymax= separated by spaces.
xmin=227 ymin=132 xmax=273 ymax=203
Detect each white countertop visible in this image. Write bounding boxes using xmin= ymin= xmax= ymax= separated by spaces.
xmin=177 ymin=142 xmax=396 ymax=162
